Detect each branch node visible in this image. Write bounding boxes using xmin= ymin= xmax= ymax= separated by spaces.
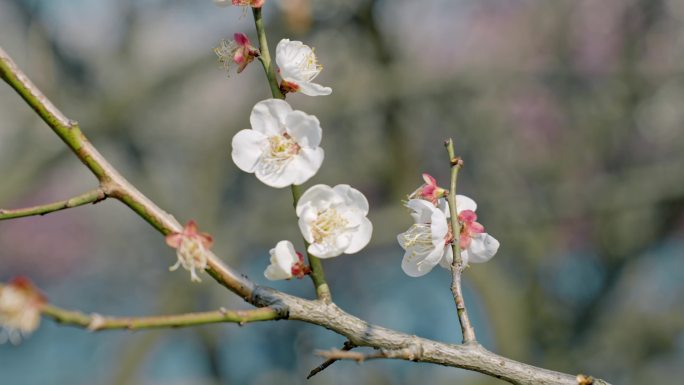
xmin=87 ymin=313 xmax=106 ymax=332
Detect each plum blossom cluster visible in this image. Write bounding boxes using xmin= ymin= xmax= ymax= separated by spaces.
xmin=398 ymin=174 xmax=499 ymax=277
xmin=212 ymin=11 xmax=370 ymax=281
xmin=0 ymin=277 xmax=45 ymax=344
xmin=214 ymin=33 xmax=330 ymax=95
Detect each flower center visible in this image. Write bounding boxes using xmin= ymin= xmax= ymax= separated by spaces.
xmin=179 ymin=237 xmax=207 ymax=266
xmin=311 ymin=208 xmax=348 ymax=245
xmin=260 ymin=133 xmax=301 ymax=174
xmin=399 ymin=224 xmax=436 ymax=257
xmin=297 ymin=49 xmax=323 ymax=81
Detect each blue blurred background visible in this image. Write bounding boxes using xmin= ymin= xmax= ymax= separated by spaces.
xmin=1 ymin=0 xmax=684 ymax=384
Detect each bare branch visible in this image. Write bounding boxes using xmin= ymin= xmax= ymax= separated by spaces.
xmin=444 ymin=139 xmax=476 ymax=343
xmin=316 ymin=344 xmax=423 ymax=363
xmin=0 ymin=188 xmax=105 ymax=220
xmin=41 ymin=304 xmax=282 ymax=331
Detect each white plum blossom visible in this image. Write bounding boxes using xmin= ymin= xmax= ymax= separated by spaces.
xmin=264 ymin=240 xmax=309 ymax=280
xmin=0 ymin=277 xmax=45 ymax=344
xmin=232 ymin=99 xmax=324 ymax=188
xmin=296 ymin=184 xmax=373 ymax=258
xmin=276 ymin=39 xmax=332 ymax=96
xmin=398 ymin=195 xmax=499 ymax=277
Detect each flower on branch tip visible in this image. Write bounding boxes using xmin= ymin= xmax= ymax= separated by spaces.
xmin=276 ymin=39 xmax=332 ymax=96
xmin=214 ymin=33 xmax=259 ymax=74
xmin=264 ymin=240 xmax=310 ymax=280
xmin=398 ymin=195 xmax=499 ymax=277
xmin=213 ymin=0 xmax=264 ymax=8
xmin=232 ymin=99 xmax=324 ymax=188
xmin=165 ymin=220 xmax=214 ymax=282
xmin=296 ymin=184 xmax=373 ymax=258
xmin=408 ymin=173 xmax=447 ymax=205
xmin=0 ymin=277 xmax=45 ymax=344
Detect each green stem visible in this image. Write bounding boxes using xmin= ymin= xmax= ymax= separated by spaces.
xmin=444 ymin=138 xmax=476 ymax=344
xmin=252 ymin=7 xmax=284 ymax=100
xmin=41 ymin=304 xmax=281 ymax=330
xmin=0 ymin=188 xmax=105 ymax=220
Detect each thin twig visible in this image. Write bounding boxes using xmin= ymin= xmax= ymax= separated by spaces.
xmin=41 ymin=304 xmax=282 ymax=331
xmin=444 ymin=138 xmax=476 ymax=343
xmin=307 ymin=340 xmax=355 ymax=379
xmin=315 ymin=344 xmax=423 ymax=363
xmin=0 ymin=188 xmax=105 ymax=220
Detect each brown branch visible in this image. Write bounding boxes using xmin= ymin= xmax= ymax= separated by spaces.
xmin=0 ymin=46 xmax=612 ymax=385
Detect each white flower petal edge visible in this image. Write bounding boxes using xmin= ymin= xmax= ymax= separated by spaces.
xmin=398 ymin=199 xmax=450 ymax=277
xmin=296 ymin=184 xmax=372 ymax=258
xmin=275 ymin=39 xmax=332 ymax=96
xmin=264 ymin=241 xmax=299 ymax=280
xmin=231 ymin=99 xmax=324 ymax=188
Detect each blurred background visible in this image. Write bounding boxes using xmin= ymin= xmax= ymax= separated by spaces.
xmin=1 ymin=0 xmax=684 ymax=384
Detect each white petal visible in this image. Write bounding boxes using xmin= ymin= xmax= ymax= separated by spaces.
xmin=295 ymin=184 xmax=338 ymax=217
xmin=430 ymin=207 xmax=449 ymax=240
xmin=401 ymin=245 xmax=442 ymax=277
xmin=285 ymin=111 xmax=322 ymax=147
xmin=439 ymin=246 xmax=454 ymax=269
xmin=333 ymin=185 xmax=369 ymax=215
xmin=231 ymin=129 xmax=267 ymax=173
xmin=308 ymin=238 xmax=346 ymax=259
xmin=255 ymin=162 xmax=296 ymax=188
xmin=264 ymin=264 xmax=291 ymax=280
xmin=213 ymin=0 xmax=230 ymax=7
xmin=406 ymin=199 xmax=436 ymax=224
xmin=466 ymin=233 xmax=500 ymax=263
xmin=297 ymin=209 xmax=316 ymax=244
xmin=455 ymin=195 xmax=477 ymax=213
xmin=250 ymin=99 xmax=292 ymax=136
xmin=344 ymin=217 xmax=372 ymax=254
xmin=274 ymin=240 xmax=298 ymax=268
xmin=275 ymin=39 xmax=308 ymax=79
xmin=297 ymin=81 xmax=332 ymax=96
xmin=288 ymin=147 xmax=324 ymax=185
